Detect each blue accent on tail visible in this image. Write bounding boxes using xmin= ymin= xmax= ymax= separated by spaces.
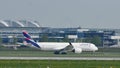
xmin=23 ymin=31 xmax=31 ymax=39
xmin=25 ymin=38 xmax=40 ymax=48
xmin=23 ymin=31 xmax=40 ymax=48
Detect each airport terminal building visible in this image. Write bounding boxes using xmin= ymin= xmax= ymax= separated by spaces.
xmin=0 ymin=20 xmax=118 ymax=47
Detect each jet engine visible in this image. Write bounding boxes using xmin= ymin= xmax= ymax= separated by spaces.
xmin=72 ymin=48 xmax=82 ymax=53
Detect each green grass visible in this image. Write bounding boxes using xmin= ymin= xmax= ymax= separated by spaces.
xmin=0 ymin=47 xmax=119 ymax=57
xmin=0 ymin=50 xmax=120 ymax=57
xmin=0 ymin=60 xmax=120 ymax=68
xmin=0 ymin=48 xmax=119 ymax=68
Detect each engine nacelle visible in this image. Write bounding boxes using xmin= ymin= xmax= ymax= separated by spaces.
xmin=73 ymin=48 xmax=82 ymax=53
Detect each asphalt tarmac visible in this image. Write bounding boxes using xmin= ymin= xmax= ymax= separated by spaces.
xmin=0 ymin=57 xmax=120 ymax=60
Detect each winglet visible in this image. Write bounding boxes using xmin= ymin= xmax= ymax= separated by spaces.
xmin=69 ymin=42 xmax=72 ymax=45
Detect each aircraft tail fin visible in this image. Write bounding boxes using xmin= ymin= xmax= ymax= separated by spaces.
xmin=22 ymin=30 xmax=40 ymax=48
xmin=25 ymin=38 xmax=40 ymax=48
xmin=22 ymin=30 xmax=31 ymax=39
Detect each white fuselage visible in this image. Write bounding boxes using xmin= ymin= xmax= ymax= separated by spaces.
xmin=31 ymin=42 xmax=98 ymax=52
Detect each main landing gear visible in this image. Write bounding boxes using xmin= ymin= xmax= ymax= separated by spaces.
xmin=54 ymin=51 xmax=67 ymax=54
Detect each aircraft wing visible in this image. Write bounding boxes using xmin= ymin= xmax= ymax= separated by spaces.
xmin=55 ymin=42 xmax=74 ymax=53
xmin=61 ymin=43 xmax=74 ymax=51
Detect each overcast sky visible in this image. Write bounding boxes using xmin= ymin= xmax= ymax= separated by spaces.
xmin=0 ymin=0 xmax=120 ymax=28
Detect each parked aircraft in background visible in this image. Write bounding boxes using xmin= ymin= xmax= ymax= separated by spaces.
xmin=110 ymin=45 xmax=120 ymax=48
xmin=23 ymin=31 xmax=98 ymax=54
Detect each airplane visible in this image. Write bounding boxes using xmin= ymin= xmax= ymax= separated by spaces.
xmin=22 ymin=31 xmax=98 ymax=54
xmin=2 ymin=41 xmax=29 ymax=50
xmin=110 ymin=45 xmax=120 ymax=48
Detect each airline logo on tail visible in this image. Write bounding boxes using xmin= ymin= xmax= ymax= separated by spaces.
xmin=25 ymin=38 xmax=40 ymax=48
xmin=22 ymin=31 xmax=40 ymax=48
xmin=23 ymin=31 xmax=31 ymax=39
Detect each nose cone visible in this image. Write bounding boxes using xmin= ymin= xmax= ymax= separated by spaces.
xmin=94 ymin=47 xmax=98 ymax=51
